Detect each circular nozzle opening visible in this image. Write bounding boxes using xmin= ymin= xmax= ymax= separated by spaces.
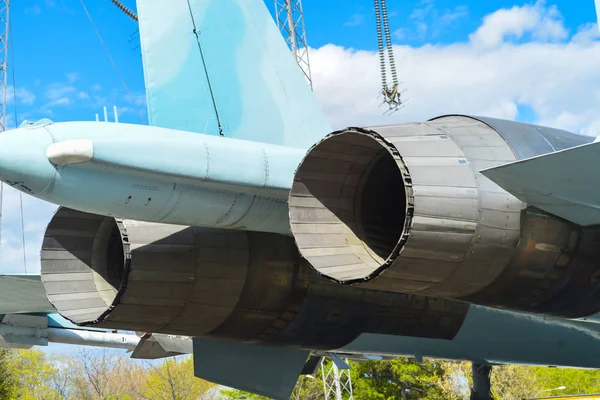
xmin=289 ymin=128 xmax=413 ymax=283
xmin=40 ymin=208 xmax=128 ymax=325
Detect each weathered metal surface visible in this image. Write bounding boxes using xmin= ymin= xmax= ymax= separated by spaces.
xmin=481 ymin=140 xmax=600 ymax=226
xmin=290 ymin=116 xmax=521 ymax=297
xmin=40 ymin=207 xmax=469 ymax=348
xmin=289 ymin=129 xmax=414 ymax=283
xmin=289 ymin=115 xmax=600 ymax=317
xmin=0 ymin=121 xmax=301 ymax=236
xmin=459 ymin=115 xmax=593 ymax=156
xmin=0 ymin=275 xmax=53 ymax=314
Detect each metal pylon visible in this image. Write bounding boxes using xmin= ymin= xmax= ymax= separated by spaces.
xmin=273 ymin=0 xmax=313 ymax=89
xmin=321 ymin=357 xmax=354 ymax=400
xmin=0 ymin=0 xmax=10 ymax=268
xmin=0 ymin=0 xmax=7 ymax=133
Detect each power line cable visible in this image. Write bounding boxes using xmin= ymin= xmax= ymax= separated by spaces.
xmin=9 ymin=13 xmax=26 ymax=272
xmin=109 ymin=0 xmax=137 ymax=21
xmin=79 ymin=0 xmax=145 ymax=123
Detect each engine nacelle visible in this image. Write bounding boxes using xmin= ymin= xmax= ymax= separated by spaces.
xmin=289 ymin=115 xmax=600 ymax=318
xmin=40 ymin=207 xmax=469 ymax=350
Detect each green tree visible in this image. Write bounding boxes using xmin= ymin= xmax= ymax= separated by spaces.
xmin=438 ymin=361 xmax=471 ymax=399
xmin=222 ymin=357 xmax=451 ymax=400
xmin=489 ymin=364 xmax=539 ymax=400
xmin=0 ymin=349 xmax=17 ymax=399
xmin=9 ymin=349 xmax=59 ymax=399
xmin=350 ymin=358 xmax=447 ymax=399
xmin=138 ymin=356 xmax=217 ymax=400
xmin=531 ymin=366 xmax=600 ymax=397
xmin=290 ymin=374 xmax=325 ymax=400
xmin=69 ymin=348 xmax=137 ymax=399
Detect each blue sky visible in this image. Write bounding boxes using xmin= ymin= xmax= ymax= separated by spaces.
xmin=10 ymin=0 xmax=598 ymax=127
xmin=302 ymin=0 xmax=596 ymax=48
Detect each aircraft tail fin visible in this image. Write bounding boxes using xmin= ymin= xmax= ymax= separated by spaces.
xmin=136 ymin=0 xmax=331 ymax=148
xmin=596 ymin=0 xmax=600 ymax=31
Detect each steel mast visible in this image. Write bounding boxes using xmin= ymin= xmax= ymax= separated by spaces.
xmin=0 ymin=0 xmax=10 ymax=266
xmin=0 ymin=0 xmax=8 ymax=133
xmin=274 ymin=0 xmax=313 ymax=89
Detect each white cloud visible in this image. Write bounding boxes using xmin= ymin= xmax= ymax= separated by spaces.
xmin=65 ymin=72 xmax=79 ymax=84
xmin=45 ymin=97 xmax=70 ymax=107
xmin=25 ymin=5 xmax=41 ymax=15
xmin=7 ymin=86 xmax=36 ymax=105
xmin=16 ymin=88 xmax=36 ymax=105
xmin=470 ymin=1 xmax=568 ymax=48
xmin=406 ymin=2 xmax=469 ymax=39
xmin=345 ymin=14 xmax=365 ymax=27
xmin=41 ymin=97 xmax=71 ymax=113
xmin=0 ymin=185 xmax=57 ymax=274
xmin=45 ymin=83 xmax=76 ymax=100
xmin=77 ymin=91 xmax=90 ymax=100
xmin=439 ymin=6 xmax=469 ymax=26
xmin=309 ymin=3 xmax=600 ymax=137
xmin=125 ymin=93 xmax=147 ymax=107
xmin=573 ymin=23 xmax=600 ymax=42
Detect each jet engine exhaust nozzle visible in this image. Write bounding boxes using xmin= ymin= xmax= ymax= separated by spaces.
xmin=289 ymin=127 xmax=414 ymax=283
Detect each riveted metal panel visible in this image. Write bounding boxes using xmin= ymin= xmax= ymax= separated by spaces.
xmin=290 ymin=115 xmax=600 ymax=317
xmin=430 ymin=115 xmax=593 ymax=159
xmin=41 ymin=207 xmax=470 ymax=348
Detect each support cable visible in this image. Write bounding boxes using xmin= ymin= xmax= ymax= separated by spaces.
xmin=9 ymin=16 xmax=26 ymax=272
xmin=109 ymin=0 xmax=137 ymax=22
xmin=374 ymin=0 xmax=387 ymax=92
xmin=381 ymin=0 xmax=399 ymax=87
xmin=374 ymin=0 xmax=405 ymax=114
xmin=79 ymin=0 xmax=145 ymax=123
xmin=0 ymin=0 xmax=8 ymax=268
xmin=186 ymin=0 xmax=224 ymax=136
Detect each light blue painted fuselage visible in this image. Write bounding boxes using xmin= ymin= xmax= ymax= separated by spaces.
xmin=2 ymin=120 xmax=305 ymax=235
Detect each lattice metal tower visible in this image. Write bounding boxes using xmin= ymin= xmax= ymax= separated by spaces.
xmin=321 ymin=358 xmax=354 ymax=400
xmin=0 ymin=0 xmax=9 ymax=267
xmin=274 ymin=0 xmax=313 ymax=89
xmin=0 ymin=0 xmax=8 ymax=133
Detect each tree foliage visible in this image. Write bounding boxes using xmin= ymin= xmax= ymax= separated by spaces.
xmin=2 ymin=347 xmax=600 ymax=399
xmin=0 ymin=349 xmax=217 ymax=400
xmin=222 ymin=357 xmax=451 ymax=400
xmin=0 ymin=348 xmax=17 ymax=399
xmin=137 ymin=357 xmax=217 ymax=400
xmin=350 ymin=358 xmax=447 ymax=399
xmin=531 ymin=366 xmax=600 ymax=397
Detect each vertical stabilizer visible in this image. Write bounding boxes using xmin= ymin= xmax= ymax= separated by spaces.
xmin=596 ymin=0 xmax=600 ymax=32
xmin=136 ymin=0 xmax=331 ymax=148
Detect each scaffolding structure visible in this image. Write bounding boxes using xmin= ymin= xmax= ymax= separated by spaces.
xmin=273 ymin=0 xmax=313 ymax=89
xmin=0 ymin=0 xmax=8 ymax=132
xmin=321 ymin=357 xmax=354 ymax=400
xmin=0 ymin=1 xmax=9 ymax=266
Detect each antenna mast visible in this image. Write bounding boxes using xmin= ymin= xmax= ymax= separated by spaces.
xmin=0 ymin=0 xmax=8 ymax=132
xmin=0 ymin=0 xmax=9 ymax=268
xmin=274 ymin=0 xmax=313 ymax=89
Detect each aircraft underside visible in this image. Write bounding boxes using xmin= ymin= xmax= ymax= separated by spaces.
xmin=2 ymin=0 xmax=600 ymax=399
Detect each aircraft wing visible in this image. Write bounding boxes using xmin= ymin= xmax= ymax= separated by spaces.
xmin=0 ymin=275 xmax=54 ymax=313
xmin=480 ymin=140 xmax=600 ymax=226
